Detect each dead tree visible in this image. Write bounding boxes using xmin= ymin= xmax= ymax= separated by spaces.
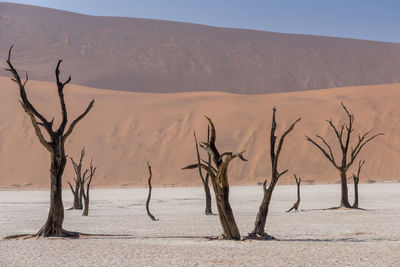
xmin=146 ymin=161 xmax=158 ymax=221
xmin=5 ymin=45 xmax=94 ymax=237
xmin=352 ymin=160 xmax=365 ymax=209
xmin=67 ymin=147 xmax=86 ymax=210
xmin=184 ymin=116 xmax=246 ymax=240
xmin=193 ymin=128 xmax=213 ymax=215
xmin=306 ymin=103 xmax=382 ymax=208
xmin=287 ymin=174 xmax=301 ymax=212
xmin=82 ymin=160 xmax=96 ymax=216
xmin=247 ymin=107 xmax=301 ymax=240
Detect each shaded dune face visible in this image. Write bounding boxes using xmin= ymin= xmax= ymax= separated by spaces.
xmin=0 ymin=77 xmax=397 ymax=188
xmin=1 ymin=3 xmax=400 ymax=94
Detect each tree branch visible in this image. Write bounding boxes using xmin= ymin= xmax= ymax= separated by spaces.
xmin=274 ymin=117 xmax=301 ymax=171
xmin=347 ymin=133 xmax=383 ymax=169
xmin=55 ymin=60 xmax=71 ymax=133
xmin=315 ymin=135 xmax=337 ymax=166
xmin=193 ymin=130 xmax=206 ymax=184
xmin=63 ymin=99 xmax=94 ymax=141
xmin=327 ymin=119 xmax=344 ymax=150
xmin=183 ymin=163 xmax=216 ymax=181
xmin=20 ymin=101 xmax=52 ymax=151
xmin=204 ymin=116 xmax=221 ymax=167
xmin=262 ymin=179 xmax=268 ymax=193
xmin=201 ymin=159 xmax=217 ymax=175
xmin=67 ymin=181 xmax=75 ymax=194
xmin=6 ymin=45 xmax=53 ymax=135
xmin=270 ymin=107 xmax=277 ymax=167
xmin=306 ymin=135 xmax=340 ymax=169
xmin=342 ymin=102 xmax=354 ymax=155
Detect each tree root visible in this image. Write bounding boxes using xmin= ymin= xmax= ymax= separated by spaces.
xmin=207 ymin=234 xmax=241 ymax=241
xmin=4 ymin=231 xmax=131 ymax=240
xmin=242 ymin=232 xmax=276 ymax=241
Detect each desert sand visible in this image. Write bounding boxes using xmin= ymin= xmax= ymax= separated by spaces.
xmin=1 ymin=2 xmax=400 ymax=94
xmin=1 ymin=184 xmax=399 ymax=266
xmin=0 ymin=76 xmax=399 ymax=188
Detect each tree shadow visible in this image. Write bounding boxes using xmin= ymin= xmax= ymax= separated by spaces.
xmin=5 ymin=234 xmax=399 ymax=243
xmin=4 ymin=233 xmax=132 ymax=240
xmin=65 ymin=235 xmax=215 ymax=241
xmin=300 ymin=206 xmax=371 ymax=212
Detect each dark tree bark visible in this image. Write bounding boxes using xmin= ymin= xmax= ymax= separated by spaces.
xmin=184 ymin=116 xmax=246 ymax=240
xmin=352 ymin=160 xmax=365 ymax=209
xmin=82 ymin=160 xmax=96 ymax=216
xmin=287 ymin=174 xmax=301 ymax=212
xmin=193 ymin=128 xmax=213 ymax=215
xmin=146 ymin=161 xmax=158 ymax=221
xmin=6 ymin=45 xmax=94 ymax=237
xmin=67 ymin=147 xmax=87 ymax=210
xmin=306 ymin=103 xmax=382 ymax=208
xmin=247 ymin=107 xmax=300 ymax=240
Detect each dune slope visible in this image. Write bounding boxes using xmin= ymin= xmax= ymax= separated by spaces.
xmin=1 ymin=2 xmax=400 ymax=94
xmin=0 ymin=77 xmax=398 ymax=188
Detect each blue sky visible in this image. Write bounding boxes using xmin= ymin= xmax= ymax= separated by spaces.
xmin=3 ymin=0 xmax=400 ymax=43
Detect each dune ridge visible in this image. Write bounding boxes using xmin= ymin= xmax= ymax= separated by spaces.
xmin=1 ymin=2 xmax=400 ymax=94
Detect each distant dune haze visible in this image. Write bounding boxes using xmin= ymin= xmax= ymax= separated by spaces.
xmin=1 ymin=2 xmax=400 ymax=94
xmin=0 ymin=77 xmax=398 ymax=188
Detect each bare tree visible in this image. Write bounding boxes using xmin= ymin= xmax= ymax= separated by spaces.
xmin=67 ymin=147 xmax=87 ymax=210
xmin=82 ymin=160 xmax=96 ymax=216
xmin=287 ymin=174 xmax=301 ymax=212
xmin=247 ymin=107 xmax=301 ymax=240
xmin=352 ymin=160 xmax=365 ymax=209
xmin=193 ymin=128 xmax=213 ymax=215
xmin=183 ymin=116 xmax=246 ymax=240
xmin=146 ymin=161 xmax=158 ymax=221
xmin=306 ymin=103 xmax=382 ymax=208
xmin=5 ymin=45 xmax=94 ymax=237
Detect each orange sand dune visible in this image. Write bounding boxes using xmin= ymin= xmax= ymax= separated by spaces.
xmin=0 ymin=76 xmax=398 ymax=188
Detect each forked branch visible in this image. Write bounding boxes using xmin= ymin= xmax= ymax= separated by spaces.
xmin=82 ymin=160 xmax=96 ymax=216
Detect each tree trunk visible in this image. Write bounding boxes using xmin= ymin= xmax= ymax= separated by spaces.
xmin=252 ymin=191 xmax=270 ymax=236
xmin=251 ymin=183 xmax=276 ymax=239
xmin=82 ymin=198 xmax=89 ymax=216
xmin=203 ymin=178 xmax=213 ymax=215
xmin=183 ymin=117 xmax=245 ymax=240
xmin=211 ymin=180 xmax=240 ymax=240
xmin=69 ymin=181 xmax=81 ymax=209
xmin=353 ymin=177 xmax=359 ymax=208
xmin=145 ymin=162 xmax=157 ymax=221
xmin=79 ymin=184 xmax=84 ymax=208
xmin=340 ymin=170 xmax=352 ymax=208
xmin=36 ymin=147 xmax=66 ymax=237
xmin=287 ymin=176 xmax=301 ymax=212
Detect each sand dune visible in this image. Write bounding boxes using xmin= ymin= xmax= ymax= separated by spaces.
xmin=0 ymin=76 xmax=398 ymax=188
xmin=1 ymin=2 xmax=400 ymax=94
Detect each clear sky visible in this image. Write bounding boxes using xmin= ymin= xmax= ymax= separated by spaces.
xmin=3 ymin=0 xmax=400 ymax=43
